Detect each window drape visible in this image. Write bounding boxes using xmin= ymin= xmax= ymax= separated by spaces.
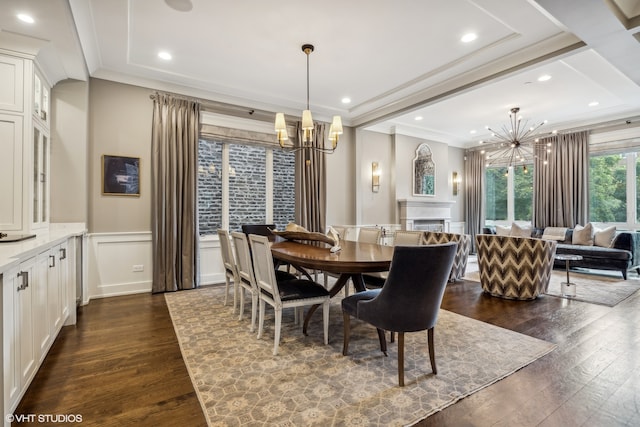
xmin=151 ymin=93 xmax=201 ymax=293
xmin=533 ymin=131 xmax=589 ymax=228
xmin=295 ymin=122 xmax=327 ymax=233
xmin=464 ymin=150 xmax=485 ymax=253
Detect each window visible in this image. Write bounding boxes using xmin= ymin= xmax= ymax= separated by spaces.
xmin=589 ymin=153 xmax=628 ymax=223
xmin=198 ymin=139 xmax=295 ymax=235
xmin=485 ymin=164 xmax=534 ymax=224
xmin=485 ymin=167 xmax=507 ymax=221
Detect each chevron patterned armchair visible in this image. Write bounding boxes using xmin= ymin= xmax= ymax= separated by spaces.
xmin=475 ymin=234 xmax=557 ymax=300
xmin=424 ymin=231 xmax=471 ymax=282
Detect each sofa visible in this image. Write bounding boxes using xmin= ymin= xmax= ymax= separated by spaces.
xmin=476 ymin=234 xmax=557 ymax=300
xmin=483 ymin=225 xmax=640 ymax=279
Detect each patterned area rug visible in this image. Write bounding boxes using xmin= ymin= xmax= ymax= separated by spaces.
xmin=465 ymin=269 xmax=640 ymax=307
xmin=165 ymin=286 xmax=555 ymax=426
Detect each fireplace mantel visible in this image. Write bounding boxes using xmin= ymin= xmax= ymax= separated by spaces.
xmin=397 ymin=199 xmax=455 ymax=231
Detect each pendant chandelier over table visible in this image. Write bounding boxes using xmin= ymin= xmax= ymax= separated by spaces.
xmin=274 ymin=44 xmax=343 ymax=158
xmin=481 ymin=107 xmax=551 ymax=174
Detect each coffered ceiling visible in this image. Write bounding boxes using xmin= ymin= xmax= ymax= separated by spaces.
xmin=1 ymin=0 xmax=639 ymax=147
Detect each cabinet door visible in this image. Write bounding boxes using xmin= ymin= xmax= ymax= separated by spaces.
xmin=0 ymin=55 xmax=24 ymax=112
xmin=3 ymin=267 xmax=20 ymax=412
xmin=16 ymin=258 xmax=36 ymax=388
xmin=33 ymin=251 xmax=50 ymax=363
xmin=48 ymin=245 xmax=62 ymax=335
xmin=0 ymin=114 xmax=23 ymax=231
xmin=59 ymin=240 xmax=70 ymax=323
xmin=32 ymin=125 xmax=50 ymax=229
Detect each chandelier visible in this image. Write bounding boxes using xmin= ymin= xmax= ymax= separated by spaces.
xmin=274 ymin=44 xmax=343 ymax=156
xmin=481 ymin=107 xmax=550 ymax=174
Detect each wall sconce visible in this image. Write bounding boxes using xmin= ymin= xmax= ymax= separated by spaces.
xmin=372 ymin=162 xmax=381 ymax=193
xmin=452 ymin=171 xmax=461 ymax=196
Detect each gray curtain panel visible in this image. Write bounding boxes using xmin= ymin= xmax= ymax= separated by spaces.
xmin=464 ymin=150 xmax=485 ymax=253
xmin=533 ymin=131 xmax=589 ymax=229
xmin=295 ymin=122 xmax=327 ymax=233
xmin=151 ymin=93 xmax=201 ymax=293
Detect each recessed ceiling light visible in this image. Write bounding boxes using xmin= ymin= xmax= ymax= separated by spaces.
xmin=341 ymin=97 xmax=351 ymax=104
xmin=537 ymin=74 xmax=551 ymax=82
xmin=470 ymin=130 xmax=476 ymax=134
xmin=461 ymin=33 xmax=477 ymax=43
xmin=414 ymin=116 xmax=423 ymax=121
xmin=158 ymin=51 xmax=172 ymax=60
xmin=17 ymin=13 xmax=35 ymax=24
xmin=588 ymin=101 xmax=599 ymax=107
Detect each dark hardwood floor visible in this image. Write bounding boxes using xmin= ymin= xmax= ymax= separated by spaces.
xmin=15 ymin=278 xmax=640 ymax=426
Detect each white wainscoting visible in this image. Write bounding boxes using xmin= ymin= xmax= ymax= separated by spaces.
xmin=87 ymin=232 xmax=226 ymax=300
xmin=449 ymin=222 xmax=466 ymax=235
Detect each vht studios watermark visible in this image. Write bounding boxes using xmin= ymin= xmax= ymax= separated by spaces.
xmin=5 ymin=413 xmax=83 ymax=423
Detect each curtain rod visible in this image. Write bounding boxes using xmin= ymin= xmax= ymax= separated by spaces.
xmin=149 ymin=91 xmax=296 ymax=124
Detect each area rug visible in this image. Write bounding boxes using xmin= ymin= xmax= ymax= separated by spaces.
xmin=464 ymin=270 xmax=640 ymax=307
xmin=165 ymin=286 xmax=555 ymax=426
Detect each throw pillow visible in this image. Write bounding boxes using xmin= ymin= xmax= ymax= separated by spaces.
xmin=594 ymin=225 xmax=616 ymax=248
xmin=495 ymin=225 xmax=511 ymax=236
xmin=572 ymin=223 xmax=594 ymax=246
xmin=541 ymin=227 xmax=568 ymax=241
xmin=510 ymin=222 xmax=532 ymax=238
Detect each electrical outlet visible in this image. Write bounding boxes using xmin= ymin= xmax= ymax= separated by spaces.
xmin=132 ymin=264 xmax=144 ymax=272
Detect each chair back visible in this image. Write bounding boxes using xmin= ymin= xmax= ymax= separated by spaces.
xmin=241 ymin=224 xmax=276 ymax=239
xmin=329 ymin=225 xmax=350 ymax=241
xmin=358 ymin=243 xmax=457 ymax=332
xmin=393 ymin=230 xmax=424 ymax=246
xmin=358 ymin=227 xmax=382 ymax=244
xmin=248 ymin=234 xmax=280 ymax=303
xmin=231 ymin=231 xmax=255 ymax=290
xmin=216 ymin=229 xmax=236 ymax=276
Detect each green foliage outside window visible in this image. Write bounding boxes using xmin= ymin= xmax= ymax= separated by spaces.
xmin=589 ymin=154 xmax=626 ymax=222
xmin=514 ymin=165 xmax=533 ymax=221
xmin=485 ymin=167 xmax=507 ymax=220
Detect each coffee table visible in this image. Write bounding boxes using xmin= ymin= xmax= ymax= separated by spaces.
xmin=555 ymin=254 xmax=583 ymax=297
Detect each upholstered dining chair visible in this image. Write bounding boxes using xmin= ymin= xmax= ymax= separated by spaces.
xmin=357 ymin=227 xmax=382 ymax=244
xmin=249 ymin=234 xmax=330 ymax=355
xmin=230 ymin=231 xmax=259 ymax=332
xmin=216 ymin=229 xmax=238 ymax=311
xmin=362 ymin=229 xmax=424 ymax=289
xmin=342 ymin=243 xmax=457 ymax=387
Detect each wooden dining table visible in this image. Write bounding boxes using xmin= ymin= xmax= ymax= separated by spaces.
xmin=270 ymin=239 xmax=394 ymax=334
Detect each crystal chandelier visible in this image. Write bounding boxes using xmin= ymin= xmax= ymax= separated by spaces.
xmin=481 ymin=107 xmax=550 ymax=174
xmin=274 ymin=44 xmax=343 ymax=155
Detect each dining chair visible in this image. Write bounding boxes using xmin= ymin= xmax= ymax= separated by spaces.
xmin=362 ymin=229 xmax=424 ymax=289
xmin=357 ymin=227 xmax=382 ymax=244
xmin=249 ymin=234 xmax=330 ymax=355
xmin=342 ymin=243 xmax=457 ymax=386
xmin=241 ymin=223 xmax=276 ymax=240
xmin=230 ymin=231 xmax=259 ymax=332
xmin=216 ymin=229 xmax=238 ymax=311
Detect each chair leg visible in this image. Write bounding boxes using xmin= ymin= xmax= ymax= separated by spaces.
xmin=390 ymin=331 xmax=395 ymax=343
xmin=257 ymin=299 xmax=265 ymax=339
xmin=273 ymin=308 xmax=282 ymax=356
xmin=322 ymin=300 xmax=329 ymax=345
xmin=238 ymin=287 xmax=245 ymax=321
xmin=428 ymin=327 xmax=437 ymax=374
xmin=249 ymin=292 xmax=258 ymax=333
xmin=376 ymin=328 xmax=388 ymax=356
xmin=342 ymin=313 xmax=351 ymax=356
xmin=398 ymin=332 xmax=405 ymax=387
xmin=224 ymin=276 xmax=230 ymax=306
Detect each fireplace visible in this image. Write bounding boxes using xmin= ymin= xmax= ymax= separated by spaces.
xmin=397 ymin=199 xmax=454 ymax=232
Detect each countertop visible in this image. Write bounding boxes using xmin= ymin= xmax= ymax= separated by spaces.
xmin=0 ymin=223 xmax=86 ymax=274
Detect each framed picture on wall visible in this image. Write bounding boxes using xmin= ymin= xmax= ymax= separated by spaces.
xmin=102 ymin=154 xmax=140 ymax=196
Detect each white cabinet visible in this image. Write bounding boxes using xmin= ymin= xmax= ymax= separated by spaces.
xmin=15 ymin=258 xmax=37 ymax=395
xmin=0 ymin=114 xmax=23 ymax=231
xmin=2 ymin=236 xmax=77 ymax=424
xmin=0 ymin=52 xmax=51 ymax=234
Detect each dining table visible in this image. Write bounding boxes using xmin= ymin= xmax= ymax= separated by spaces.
xmin=270 ymin=239 xmax=394 ymax=334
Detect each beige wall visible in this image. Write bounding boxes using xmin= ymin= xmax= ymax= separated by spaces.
xmin=325 ymin=126 xmax=356 ymax=227
xmin=50 ymin=79 xmax=89 ymax=224
xmin=88 ymin=78 xmax=153 ymax=233
xmin=358 ymin=130 xmax=395 ymax=225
